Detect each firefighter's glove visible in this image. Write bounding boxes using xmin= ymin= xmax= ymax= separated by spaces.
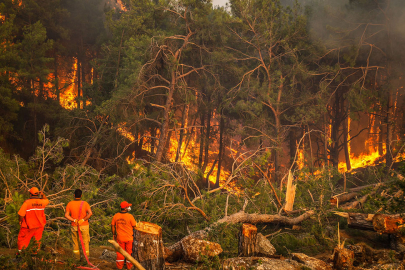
xmin=78 ymin=219 xmax=85 ymax=225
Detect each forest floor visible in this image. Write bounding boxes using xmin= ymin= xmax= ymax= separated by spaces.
xmin=0 ymin=228 xmax=397 ymax=270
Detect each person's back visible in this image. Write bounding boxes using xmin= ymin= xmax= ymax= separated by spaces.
xmin=65 ymin=200 xmax=91 ymax=226
xmin=65 ymin=189 xmax=92 ymax=261
xmin=17 ymin=187 xmax=49 ymax=254
xmin=111 ymin=201 xmax=137 ymax=269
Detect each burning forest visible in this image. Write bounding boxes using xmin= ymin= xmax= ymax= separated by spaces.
xmin=1 ymin=0 xmax=405 ymax=269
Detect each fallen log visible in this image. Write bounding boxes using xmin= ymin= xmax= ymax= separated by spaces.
xmin=216 ymin=210 xmax=315 ymax=225
xmin=108 ymin=240 xmax=146 ymax=270
xmin=340 ymin=189 xmax=378 ymax=210
xmin=373 ymin=214 xmax=405 ymax=234
xmin=333 ymin=212 xmax=405 ymax=234
xmin=333 ymin=212 xmax=375 ymax=231
xmin=165 ymin=210 xmax=314 ymax=262
xmin=238 ymin=223 xmax=257 ymax=256
xmin=133 ymin=221 xmax=165 ymax=270
xmin=330 ymin=192 xmax=359 ymax=206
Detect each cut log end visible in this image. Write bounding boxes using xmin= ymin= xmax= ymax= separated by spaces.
xmin=239 ymin=223 xmax=258 ymax=257
xmin=133 ymin=222 xmax=165 ymax=270
xmin=136 ymin=221 xmax=162 ymax=235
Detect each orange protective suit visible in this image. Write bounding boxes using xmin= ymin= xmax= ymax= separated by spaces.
xmin=17 ymin=198 xmax=49 ymax=251
xmin=111 ymin=212 xmax=137 ymax=269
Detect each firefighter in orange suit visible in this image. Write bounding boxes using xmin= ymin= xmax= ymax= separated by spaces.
xmin=111 ymin=201 xmax=137 ymax=269
xmin=17 ymin=187 xmax=49 ymax=253
xmin=65 ymin=189 xmax=92 ymax=260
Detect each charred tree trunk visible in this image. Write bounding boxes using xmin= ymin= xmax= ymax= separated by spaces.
xmin=202 ymin=109 xmax=211 ymax=173
xmin=175 ymin=104 xmax=189 ymax=162
xmin=386 ymin=90 xmax=393 ymax=169
xmin=215 ymin=116 xmax=224 ymax=188
xmin=81 ymin=57 xmax=86 ymax=109
xmin=54 ymin=55 xmax=59 ymax=103
xmin=330 ymin=94 xmax=340 ymax=168
xmin=343 ymin=102 xmax=351 ymax=171
xmin=155 ymin=76 xmax=175 ymax=162
xmin=198 ymin=113 xmax=205 ymax=168
xmin=289 ymin=129 xmax=297 ymax=170
xmin=133 ymin=222 xmax=165 ymax=270
xmin=378 ymin=119 xmax=384 ymax=157
xmin=324 ymin=114 xmax=329 ymax=166
xmin=307 ymin=125 xmax=314 ymax=174
xmin=77 ymin=59 xmax=81 ymax=108
xmin=151 ymin=127 xmax=156 ymax=155
xmin=238 ymin=223 xmax=257 ymax=257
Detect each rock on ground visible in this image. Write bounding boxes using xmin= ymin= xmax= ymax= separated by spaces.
xmin=181 ymin=237 xmax=223 ymax=262
xmin=256 ymin=233 xmax=276 ymax=256
xmin=291 ymin=253 xmax=332 ymax=270
xmin=223 ymin=257 xmax=300 ymax=270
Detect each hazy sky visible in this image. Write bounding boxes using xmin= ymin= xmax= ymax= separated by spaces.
xmin=212 ymin=0 xmax=228 ymax=7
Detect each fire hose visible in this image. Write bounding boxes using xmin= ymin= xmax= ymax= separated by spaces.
xmin=76 ymin=201 xmax=100 ymax=270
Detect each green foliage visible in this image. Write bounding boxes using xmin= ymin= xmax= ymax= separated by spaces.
xmin=207 ymin=223 xmax=239 ymax=258
xmin=270 ymin=232 xmax=321 ymax=257
xmin=195 ymin=254 xmax=222 ymax=270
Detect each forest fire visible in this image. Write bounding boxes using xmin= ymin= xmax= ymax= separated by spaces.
xmin=59 ymin=58 xmax=78 ymax=110
xmin=120 ymin=125 xmax=231 ymax=187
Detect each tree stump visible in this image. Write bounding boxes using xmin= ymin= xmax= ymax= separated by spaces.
xmin=333 ymin=247 xmax=354 ymax=270
xmin=238 ymin=223 xmax=257 ymax=256
xmin=133 ymin=221 xmax=165 ymax=270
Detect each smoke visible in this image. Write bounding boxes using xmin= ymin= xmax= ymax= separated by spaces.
xmin=300 ymin=0 xmax=405 ymax=60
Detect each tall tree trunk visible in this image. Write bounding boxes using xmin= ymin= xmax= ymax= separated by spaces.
xmin=289 ymin=129 xmax=297 ymax=171
xmin=378 ymin=118 xmax=384 ymax=157
xmin=199 ymin=113 xmax=205 ymax=168
xmin=39 ymin=78 xmax=44 ymax=99
xmin=386 ymin=90 xmax=393 ymax=169
xmin=343 ymin=102 xmax=351 ymax=171
xmin=175 ymin=104 xmax=189 ymax=162
xmin=155 ymin=76 xmax=175 ymax=162
xmin=307 ymin=125 xmax=314 ymax=174
xmin=32 ymin=79 xmax=37 ymax=149
xmin=77 ymin=59 xmax=81 ymax=108
xmin=202 ymin=109 xmax=211 ymax=173
xmin=151 ymin=127 xmax=156 ymax=155
xmin=215 ymin=116 xmax=225 ymax=188
xmin=330 ymin=94 xmax=340 ymax=168
xmin=54 ymin=55 xmax=59 ymax=103
xmin=324 ymin=114 xmax=329 ymax=166
xmin=81 ymin=57 xmax=86 ymax=109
